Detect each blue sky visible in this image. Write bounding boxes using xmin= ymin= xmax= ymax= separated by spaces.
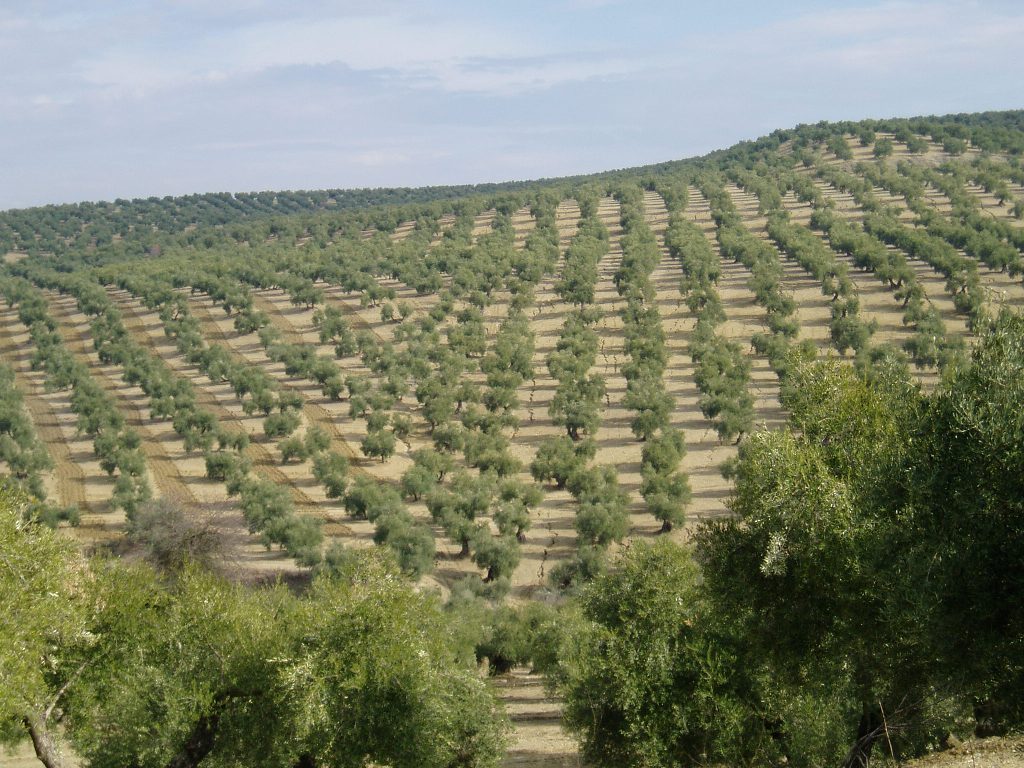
xmin=1 ymin=0 xmax=1022 ymax=209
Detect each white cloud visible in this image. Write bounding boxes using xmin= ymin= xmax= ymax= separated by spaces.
xmin=404 ymin=53 xmax=643 ymax=95
xmin=75 ymin=11 xmax=545 ymax=97
xmin=65 ymin=3 xmax=652 ymax=101
xmin=658 ymin=0 xmax=1024 ymax=81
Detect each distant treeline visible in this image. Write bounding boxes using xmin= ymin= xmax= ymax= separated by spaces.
xmin=4 ymin=109 xmax=1021 ymax=264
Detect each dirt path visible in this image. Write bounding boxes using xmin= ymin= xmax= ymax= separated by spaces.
xmin=473 ymin=208 xmax=498 ymax=238
xmin=511 ymin=205 xmax=538 ymax=249
xmin=496 ymin=668 xmax=580 ymax=767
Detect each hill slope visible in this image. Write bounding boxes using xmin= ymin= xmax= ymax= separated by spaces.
xmin=2 ymin=109 xmax=1024 ymax=766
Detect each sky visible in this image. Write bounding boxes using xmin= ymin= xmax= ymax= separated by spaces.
xmin=1 ymin=0 xmax=1022 ymax=210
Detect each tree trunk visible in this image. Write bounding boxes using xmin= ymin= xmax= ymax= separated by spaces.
xmin=23 ymin=712 xmax=68 ymax=768
xmin=164 ymin=710 xmax=221 ymax=768
xmin=841 ymin=706 xmax=880 ymax=768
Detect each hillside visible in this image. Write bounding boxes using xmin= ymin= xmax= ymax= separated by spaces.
xmin=2 ymin=109 xmax=1024 ymax=766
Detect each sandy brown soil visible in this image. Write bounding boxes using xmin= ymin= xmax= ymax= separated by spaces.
xmin=497 ymin=668 xmax=581 ymax=767
xmin=0 ymin=742 xmax=74 ymax=768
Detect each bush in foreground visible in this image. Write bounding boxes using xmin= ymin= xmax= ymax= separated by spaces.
xmin=1 ymin=499 xmax=508 ymax=768
xmin=554 ymin=313 xmax=1024 ymax=768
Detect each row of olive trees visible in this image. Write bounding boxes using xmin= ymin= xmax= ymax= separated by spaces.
xmin=0 ymin=365 xmax=78 ymax=525
xmin=404 ymin=214 xmax=522 ymax=583
xmin=423 ymin=195 xmax=562 ymax=591
xmin=698 ymin=173 xmax=807 ymax=375
xmin=663 ymin=184 xmax=755 ymax=446
xmin=315 ymin=216 xmax=496 ymax=579
xmin=768 ymin=215 xmax=878 ymax=353
xmin=863 ymin=213 xmax=987 ymax=326
xmin=900 ymin=161 xmax=1024 ymax=270
xmin=737 ymin=166 xmax=880 ymax=356
xmin=0 ymin=172 xmax=490 ymax=258
xmin=855 ymin=161 xmax=988 ymax=326
xmin=5 ymin=115 xmax=1019 ymax=263
xmin=231 ymin=289 xmax=383 ymax=495
xmin=722 ymin=159 xmax=964 ymax=375
xmin=287 ymin=195 xmax=550 ymax=584
xmin=529 ymin=195 xmax=631 ymax=587
xmin=548 ymin=194 xmax=609 ymax=442
xmin=613 ymin=185 xmax=675 ymax=442
xmin=385 ymin=195 xmax=561 ymax=588
xmin=726 ymin=167 xmax=785 ymax=214
xmin=613 ymin=184 xmax=692 ymax=533
xmin=35 ymin=269 xmax=327 ymax=559
xmin=77 ymin=267 xmax=327 ymax=565
xmin=98 ymin=267 xmax=308 ymax=443
xmin=964 ymin=156 xmax=1024 ymax=218
xmin=809 ymin=206 xmax=966 ymax=370
xmin=206 ymin=263 xmax=407 ymax=474
xmin=812 ymin=162 xmax=974 ymax=368
xmin=0 ymin=276 xmax=152 ymax=517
